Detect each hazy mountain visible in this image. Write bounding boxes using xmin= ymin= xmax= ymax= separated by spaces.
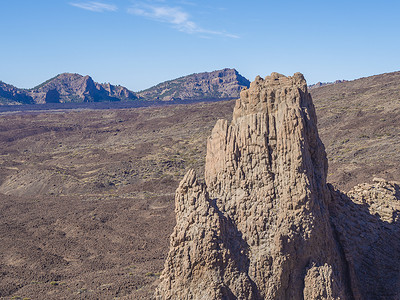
xmin=308 ymin=79 xmax=347 ymax=89
xmin=137 ymin=68 xmax=250 ymax=101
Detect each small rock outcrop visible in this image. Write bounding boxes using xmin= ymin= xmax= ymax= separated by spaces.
xmin=329 ymin=179 xmax=400 ymax=299
xmin=156 ymin=73 xmax=351 ymax=299
xmin=138 ymin=68 xmax=250 ymax=101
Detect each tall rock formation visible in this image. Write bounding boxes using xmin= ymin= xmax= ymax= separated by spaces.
xmin=156 ymin=73 xmax=351 ymax=299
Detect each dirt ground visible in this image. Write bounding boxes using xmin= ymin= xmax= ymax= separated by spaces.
xmin=0 ymin=101 xmax=235 ymax=299
xmin=0 ymin=72 xmax=399 ymax=299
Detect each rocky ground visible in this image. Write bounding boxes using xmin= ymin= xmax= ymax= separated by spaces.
xmin=0 ymin=71 xmax=399 ymax=299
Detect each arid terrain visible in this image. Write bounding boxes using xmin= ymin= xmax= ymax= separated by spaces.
xmin=312 ymin=71 xmax=400 ymax=189
xmin=0 ymin=101 xmax=235 ymax=299
xmin=0 ymin=71 xmax=399 ymax=299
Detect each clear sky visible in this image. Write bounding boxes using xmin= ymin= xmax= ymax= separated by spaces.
xmin=1 ymin=0 xmax=399 ymax=91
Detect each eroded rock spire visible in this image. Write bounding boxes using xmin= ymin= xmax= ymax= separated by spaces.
xmin=156 ymin=73 xmax=352 ymax=299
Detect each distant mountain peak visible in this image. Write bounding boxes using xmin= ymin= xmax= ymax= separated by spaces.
xmin=0 ymin=73 xmax=138 ymax=104
xmin=138 ymin=68 xmax=250 ymax=101
xmin=308 ymin=79 xmax=348 ymax=89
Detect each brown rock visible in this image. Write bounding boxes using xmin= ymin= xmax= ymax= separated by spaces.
xmin=155 ymin=169 xmax=257 ymax=299
xmin=156 ymin=73 xmax=350 ymax=299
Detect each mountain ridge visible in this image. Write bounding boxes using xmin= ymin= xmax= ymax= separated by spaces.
xmin=0 ymin=73 xmax=139 ymax=104
xmin=137 ymin=68 xmax=250 ymax=101
xmin=0 ymin=68 xmax=251 ymax=105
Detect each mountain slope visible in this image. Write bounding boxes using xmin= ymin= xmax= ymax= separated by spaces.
xmin=138 ymin=68 xmax=250 ymax=101
xmin=0 ymin=81 xmax=34 ymax=105
xmin=310 ymin=70 xmax=400 ymax=190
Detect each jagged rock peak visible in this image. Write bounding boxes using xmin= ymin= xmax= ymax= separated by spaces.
xmin=207 ymin=72 xmax=327 ymax=193
xmin=32 ymin=73 xmax=137 ymax=103
xmin=0 ymin=73 xmax=138 ymax=104
xmin=233 ymin=72 xmax=308 ymax=120
xmin=156 ymin=73 xmax=349 ymax=299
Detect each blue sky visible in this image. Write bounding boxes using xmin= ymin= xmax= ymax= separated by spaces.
xmin=1 ymin=0 xmax=399 ymax=91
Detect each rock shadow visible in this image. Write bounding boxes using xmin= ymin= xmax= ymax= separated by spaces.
xmin=209 ymin=197 xmax=263 ymax=299
xmin=329 ymin=184 xmax=400 ymax=300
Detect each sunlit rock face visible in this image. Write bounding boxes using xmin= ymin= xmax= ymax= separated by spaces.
xmin=155 ymin=72 xmax=400 ymax=300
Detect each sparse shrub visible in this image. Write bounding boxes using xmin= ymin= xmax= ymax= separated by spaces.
xmin=77 ymin=288 xmax=87 ymax=294
xmin=145 ymin=272 xmax=161 ymax=277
